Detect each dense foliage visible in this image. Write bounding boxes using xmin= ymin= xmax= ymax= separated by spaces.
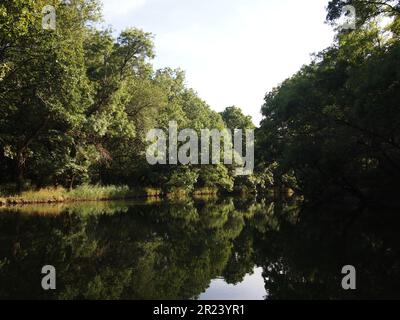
xmin=2 ymin=0 xmax=400 ymax=204
xmin=257 ymin=0 xmax=400 ymax=203
xmin=0 ymin=0 xmax=254 ymax=195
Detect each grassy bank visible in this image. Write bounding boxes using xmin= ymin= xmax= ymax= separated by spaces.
xmin=0 ymin=185 xmax=163 ymax=206
xmin=0 ymin=185 xmax=224 ymax=207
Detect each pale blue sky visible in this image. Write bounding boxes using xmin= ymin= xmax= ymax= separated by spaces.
xmin=100 ymin=0 xmax=335 ymax=125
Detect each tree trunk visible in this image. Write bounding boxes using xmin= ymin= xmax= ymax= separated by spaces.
xmin=14 ymin=114 xmax=51 ymax=192
xmin=69 ymin=174 xmax=76 ymax=191
xmin=16 ymin=152 xmax=25 ymax=193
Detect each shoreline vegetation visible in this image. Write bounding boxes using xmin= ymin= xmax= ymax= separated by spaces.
xmin=0 ymin=185 xmax=224 ymax=207
xmin=0 ymin=184 xmax=294 ymax=208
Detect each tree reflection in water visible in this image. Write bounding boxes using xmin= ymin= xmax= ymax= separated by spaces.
xmin=0 ymin=197 xmax=399 ymax=300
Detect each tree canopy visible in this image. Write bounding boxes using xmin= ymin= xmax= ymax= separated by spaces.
xmin=0 ymin=0 xmax=253 ymax=195
xmin=256 ymin=0 xmax=400 ymax=203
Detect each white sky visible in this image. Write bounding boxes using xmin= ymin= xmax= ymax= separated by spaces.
xmin=100 ymin=0 xmax=335 ymax=125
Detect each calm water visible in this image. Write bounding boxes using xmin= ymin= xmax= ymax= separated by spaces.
xmin=0 ymin=197 xmax=399 ymax=300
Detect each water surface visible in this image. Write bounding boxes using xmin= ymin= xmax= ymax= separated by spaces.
xmin=0 ymin=198 xmax=399 ymax=300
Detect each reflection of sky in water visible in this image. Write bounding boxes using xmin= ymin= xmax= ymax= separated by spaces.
xmin=199 ymin=267 xmax=267 ymax=300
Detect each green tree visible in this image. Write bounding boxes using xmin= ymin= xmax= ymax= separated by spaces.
xmin=0 ymin=0 xmax=100 ymax=190
xmin=257 ymin=1 xmax=400 ymax=202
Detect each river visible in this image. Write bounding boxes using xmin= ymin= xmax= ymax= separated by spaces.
xmin=0 ymin=197 xmax=399 ymax=299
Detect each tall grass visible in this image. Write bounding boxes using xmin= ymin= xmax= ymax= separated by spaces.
xmin=0 ymin=184 xmax=219 ymax=207
xmin=0 ymin=185 xmax=163 ymax=206
xmin=20 ymin=187 xmax=66 ymax=201
xmin=68 ymin=185 xmax=132 ymax=201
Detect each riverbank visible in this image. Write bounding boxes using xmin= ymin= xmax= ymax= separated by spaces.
xmin=0 ymin=185 xmax=160 ymax=206
xmin=0 ymin=185 xmax=220 ymax=207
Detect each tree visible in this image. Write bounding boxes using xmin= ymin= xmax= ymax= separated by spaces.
xmin=220 ymin=107 xmax=256 ymax=193
xmin=257 ymin=0 xmax=400 ymax=202
xmin=0 ymin=0 xmax=254 ymax=195
xmin=0 ymin=0 xmax=100 ymax=190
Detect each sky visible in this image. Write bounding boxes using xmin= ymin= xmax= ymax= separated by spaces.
xmin=100 ymin=0 xmax=335 ymax=125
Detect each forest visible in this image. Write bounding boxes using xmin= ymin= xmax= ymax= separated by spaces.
xmin=1 ymin=0 xmax=400 ymax=206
